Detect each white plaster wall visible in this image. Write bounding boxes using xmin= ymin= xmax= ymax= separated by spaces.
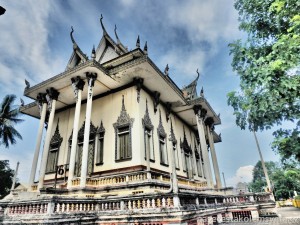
xmin=44 ymin=86 xmax=208 ymax=183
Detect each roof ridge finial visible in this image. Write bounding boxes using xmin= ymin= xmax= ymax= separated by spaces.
xmin=200 ymin=86 xmax=204 ymax=97
xmin=136 ymin=35 xmax=140 ymax=48
xmin=196 ymin=68 xmax=200 ymax=81
xmin=91 ymin=45 xmax=96 ymax=60
xmin=114 ymin=24 xmax=121 ymax=44
xmin=143 ymin=41 xmax=148 ymax=55
xmin=70 ymin=26 xmax=78 ymax=49
xmin=164 ymin=64 xmax=169 ymax=76
xmin=100 ymin=14 xmax=108 ymax=35
xmin=122 ymin=95 xmax=126 ymax=111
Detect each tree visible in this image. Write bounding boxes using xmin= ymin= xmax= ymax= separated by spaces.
xmin=0 ymin=160 xmax=14 ymax=199
xmin=0 ymin=94 xmax=23 ymax=148
xmin=249 ymin=160 xmax=300 ymax=199
xmin=228 ymin=0 xmax=300 ymax=161
xmin=249 ymin=161 xmax=278 ymax=192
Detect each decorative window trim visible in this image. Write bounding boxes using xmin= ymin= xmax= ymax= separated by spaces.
xmin=72 ymin=121 xmax=97 ymax=176
xmin=96 ymin=121 xmax=105 ymax=165
xmin=113 ymin=96 xmax=134 ymax=162
xmin=157 ymin=110 xmax=168 ymax=166
xmin=169 ymin=120 xmax=179 ymax=169
xmin=142 ymin=99 xmax=155 ymax=162
xmin=45 ymin=122 xmax=63 ymax=174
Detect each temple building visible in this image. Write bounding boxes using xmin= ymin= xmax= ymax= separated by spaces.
xmin=0 ymin=17 xmax=275 ymax=224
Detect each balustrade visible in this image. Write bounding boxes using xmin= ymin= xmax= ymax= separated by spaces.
xmin=7 ymin=203 xmax=48 ymax=215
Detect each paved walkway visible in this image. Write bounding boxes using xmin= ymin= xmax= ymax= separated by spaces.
xmin=224 ymin=207 xmax=300 ymax=224
xmin=277 ymin=206 xmax=300 ymax=218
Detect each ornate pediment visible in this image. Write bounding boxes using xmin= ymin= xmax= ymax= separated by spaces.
xmin=157 ymin=109 xmax=166 ymax=138
xmin=113 ymin=96 xmax=134 ymax=128
xmin=50 ymin=122 xmax=63 ymax=147
xmin=169 ymin=120 xmax=177 ymax=144
xmin=78 ymin=121 xmax=98 ymax=140
xmin=98 ymin=121 xmax=105 ymax=134
xmin=180 ymin=128 xmax=191 ymax=154
xmin=142 ymin=99 xmax=153 ymax=130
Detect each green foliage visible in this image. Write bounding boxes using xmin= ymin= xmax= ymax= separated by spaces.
xmin=249 ymin=161 xmax=279 ymax=192
xmin=249 ymin=160 xmax=300 ymax=199
xmin=228 ymin=0 xmax=300 ymax=161
xmin=0 ymin=160 xmax=14 ymax=199
xmin=0 ymin=94 xmax=23 ymax=148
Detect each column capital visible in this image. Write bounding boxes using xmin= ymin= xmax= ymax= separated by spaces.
xmin=71 ymin=76 xmax=85 ymax=91
xmin=36 ymin=93 xmax=47 ymax=105
xmin=86 ymin=72 xmax=97 ymax=87
xmin=46 ymin=88 xmax=59 ymax=100
xmin=200 ymin=108 xmax=207 ymax=119
xmin=205 ymin=117 xmax=215 ymax=131
xmin=193 ymin=105 xmax=202 ymax=115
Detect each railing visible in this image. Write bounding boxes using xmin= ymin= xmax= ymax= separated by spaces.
xmin=7 ymin=203 xmax=48 ymax=215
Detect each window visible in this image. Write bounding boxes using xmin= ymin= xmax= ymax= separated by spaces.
xmin=159 ymin=135 xmax=168 ymax=165
xmin=116 ymin=126 xmax=131 ymax=160
xmin=113 ymin=96 xmax=134 ymax=162
xmin=196 ymin=158 xmax=202 ymax=177
xmin=195 ymin=149 xmax=203 ymax=177
xmin=145 ymin=128 xmax=155 ymax=161
xmin=96 ymin=132 xmax=104 ymax=165
xmin=46 ymin=146 xmax=59 ymax=173
xmin=45 ymin=123 xmax=62 ymax=173
xmin=185 ymin=153 xmax=191 ymax=178
xmin=173 ymin=143 xmax=179 ymax=169
xmin=142 ymin=100 xmax=155 ymax=162
xmin=75 ymin=141 xmax=83 ymax=177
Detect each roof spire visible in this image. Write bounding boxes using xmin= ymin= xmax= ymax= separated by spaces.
xmin=70 ymin=26 xmax=78 ymax=49
xmin=200 ymin=86 xmax=204 ymax=97
xmin=143 ymin=41 xmax=148 ymax=55
xmin=100 ymin=14 xmax=108 ymax=35
xmin=91 ymin=45 xmax=96 ymax=60
xmin=196 ymin=68 xmax=200 ymax=81
xmin=114 ymin=24 xmax=121 ymax=44
xmin=136 ymin=35 xmax=140 ymax=48
xmin=164 ymin=64 xmax=169 ymax=76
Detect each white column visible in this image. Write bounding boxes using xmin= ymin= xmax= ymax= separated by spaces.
xmin=29 ymin=94 xmax=47 ymax=188
xmin=67 ymin=77 xmax=85 ymax=189
xmin=38 ymin=88 xmax=59 ymax=190
xmin=194 ymin=106 xmax=214 ymax=188
xmin=80 ymin=73 xmax=97 ymax=188
xmin=198 ymin=144 xmax=205 ymax=178
xmin=207 ymin=124 xmax=222 ymax=189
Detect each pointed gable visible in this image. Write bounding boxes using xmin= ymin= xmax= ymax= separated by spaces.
xmin=65 ymin=27 xmax=88 ymax=71
xmin=95 ymin=15 xmax=128 ymax=64
xmin=182 ymin=69 xmax=200 ymax=101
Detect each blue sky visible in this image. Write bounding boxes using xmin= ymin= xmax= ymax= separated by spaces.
xmin=0 ymin=0 xmax=281 ymax=186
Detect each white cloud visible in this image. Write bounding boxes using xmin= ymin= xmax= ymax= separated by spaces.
xmin=227 ymin=165 xmax=254 ymax=187
xmin=0 ymin=1 xmax=65 ymax=94
xmin=166 ymin=0 xmax=240 ymax=44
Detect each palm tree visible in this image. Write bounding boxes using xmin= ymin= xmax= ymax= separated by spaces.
xmin=0 ymin=95 xmax=23 ymax=148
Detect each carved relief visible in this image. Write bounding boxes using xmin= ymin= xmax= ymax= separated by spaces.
xmin=50 ymin=122 xmax=63 ymax=147
xmin=169 ymin=119 xmax=177 ymax=144
xmin=142 ymin=99 xmax=153 ymax=130
xmin=157 ymin=109 xmax=166 ymax=138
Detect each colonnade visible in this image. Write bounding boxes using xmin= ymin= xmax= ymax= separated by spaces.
xmin=29 ymin=72 xmax=97 ymax=190
xmin=29 ymin=73 xmax=221 ymax=191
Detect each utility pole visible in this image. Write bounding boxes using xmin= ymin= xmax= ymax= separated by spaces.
xmin=253 ymin=131 xmax=273 ymax=197
xmin=11 ymin=162 xmax=19 ymax=191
